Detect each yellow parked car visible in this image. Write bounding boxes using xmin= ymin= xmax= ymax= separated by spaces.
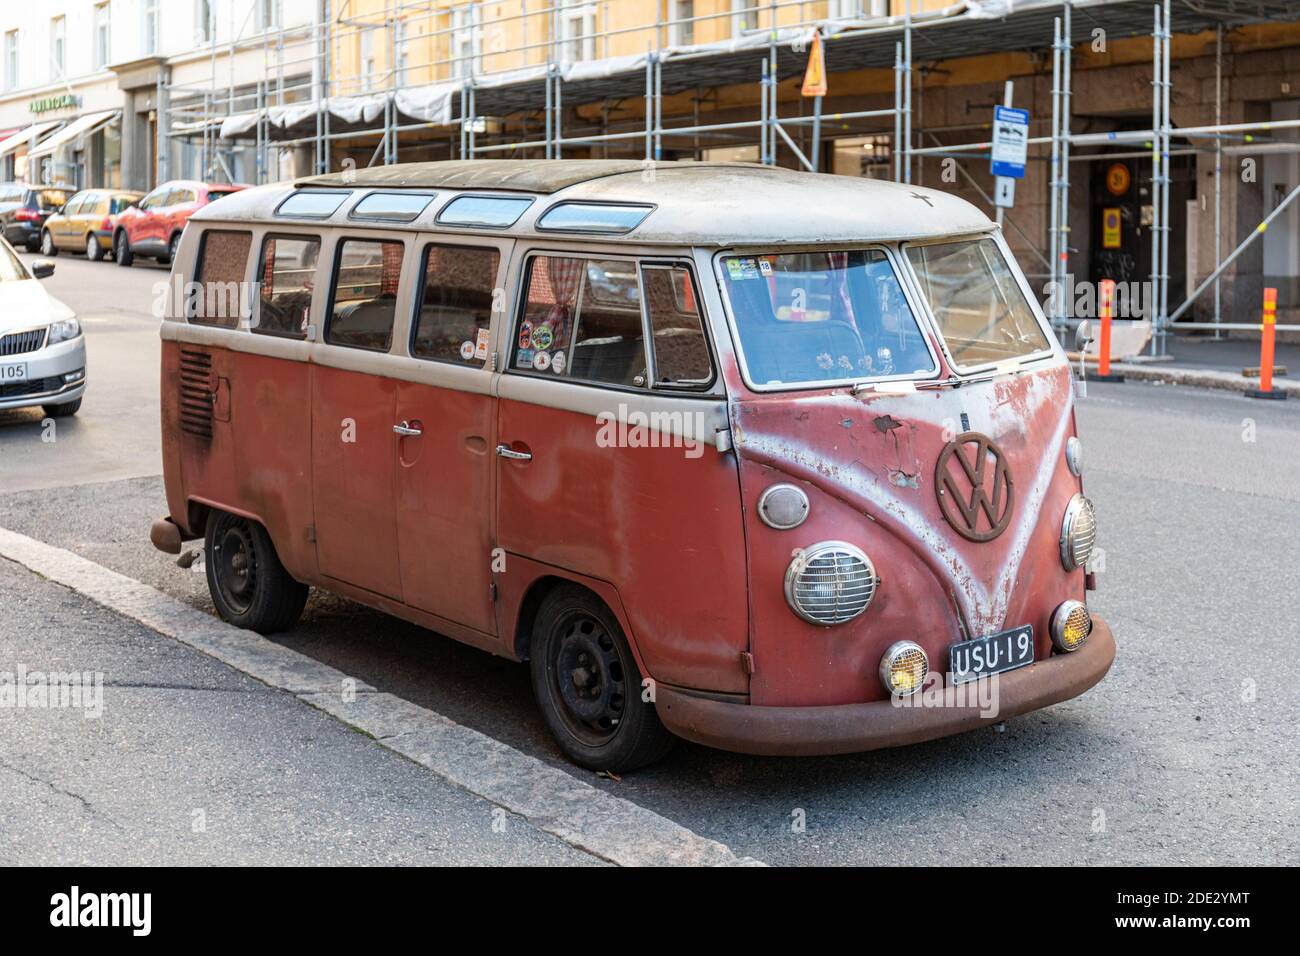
xmin=40 ymin=189 xmax=143 ymax=261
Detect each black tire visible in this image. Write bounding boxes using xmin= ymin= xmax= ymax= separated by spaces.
xmin=39 ymin=230 xmax=57 ymax=256
xmin=166 ymin=233 xmax=180 ymax=264
xmin=42 ymin=399 xmax=80 ymax=418
xmin=86 ymin=234 xmax=104 ymax=262
xmin=24 ymin=238 xmax=39 ymax=253
xmin=113 ymin=231 xmax=133 ymax=267
xmin=204 ymin=511 xmax=308 ymax=634
xmin=530 ymin=585 xmax=676 ymax=772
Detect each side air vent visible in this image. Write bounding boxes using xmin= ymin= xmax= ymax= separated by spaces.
xmin=179 ymin=349 xmax=214 ymax=439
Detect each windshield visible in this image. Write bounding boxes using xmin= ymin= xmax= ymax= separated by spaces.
xmin=0 ymin=240 xmax=27 ymax=282
xmin=721 ymin=250 xmax=936 ymax=388
xmin=906 ymin=238 xmax=1050 ymax=368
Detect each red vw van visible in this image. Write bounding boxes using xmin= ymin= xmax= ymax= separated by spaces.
xmin=151 ymin=160 xmax=1114 ymax=771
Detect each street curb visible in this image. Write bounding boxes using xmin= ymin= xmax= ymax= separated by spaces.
xmin=1094 ymin=363 xmax=1300 ymax=398
xmin=0 ymin=526 xmax=763 ymax=868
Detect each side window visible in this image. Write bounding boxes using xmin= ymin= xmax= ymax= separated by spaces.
xmin=326 ymin=238 xmax=402 ymax=352
xmin=642 ymin=265 xmax=713 ymax=388
xmin=192 ymin=230 xmax=252 ymax=328
xmin=511 ymin=256 xmax=647 ymax=387
xmin=255 ymin=235 xmax=320 ymax=340
xmin=139 ymin=189 xmax=164 ymax=210
xmin=62 ymin=194 xmax=86 ymax=216
xmin=411 ymin=244 xmax=500 ymax=366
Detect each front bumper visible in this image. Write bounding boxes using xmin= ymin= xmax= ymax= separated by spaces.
xmin=0 ymin=334 xmax=87 ymax=410
xmin=655 ymin=617 xmax=1116 ymax=756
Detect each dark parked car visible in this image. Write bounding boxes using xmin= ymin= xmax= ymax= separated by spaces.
xmin=0 ymin=185 xmax=74 ymax=252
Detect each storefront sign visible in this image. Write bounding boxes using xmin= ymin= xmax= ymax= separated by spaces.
xmin=29 ymin=93 xmax=81 ymax=114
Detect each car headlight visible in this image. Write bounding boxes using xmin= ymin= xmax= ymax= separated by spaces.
xmin=879 ymin=640 xmax=929 ymax=696
xmin=784 ymin=541 xmax=878 ymax=626
xmin=47 ymin=319 xmax=81 ymax=345
xmin=1060 ymin=493 xmax=1096 ymax=571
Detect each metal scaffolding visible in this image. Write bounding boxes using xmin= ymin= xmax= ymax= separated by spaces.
xmin=161 ymin=0 xmax=1300 ymax=333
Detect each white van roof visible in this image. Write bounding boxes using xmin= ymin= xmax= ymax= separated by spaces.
xmin=191 ymin=160 xmax=995 ymax=246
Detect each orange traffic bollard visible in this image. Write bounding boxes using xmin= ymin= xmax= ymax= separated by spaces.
xmin=1247 ymin=287 xmax=1286 ymax=401
xmin=1092 ymin=278 xmax=1125 ymax=382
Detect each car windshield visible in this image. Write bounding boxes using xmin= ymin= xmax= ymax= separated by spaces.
xmin=905 ymin=238 xmax=1050 ymax=368
xmin=0 ymin=241 xmax=27 ymax=282
xmin=721 ymin=249 xmax=936 ymax=388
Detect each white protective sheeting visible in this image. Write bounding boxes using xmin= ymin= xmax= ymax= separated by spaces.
xmin=394 ymin=81 xmax=463 ymax=126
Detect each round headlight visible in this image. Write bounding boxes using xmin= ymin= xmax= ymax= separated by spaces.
xmin=1060 ymin=493 xmax=1096 ymax=571
xmin=1066 ymin=436 xmax=1083 ymax=476
xmin=1051 ymin=600 xmax=1093 ymax=652
xmin=784 ymin=541 xmax=877 ymax=626
xmin=879 ymin=640 xmax=929 ymax=696
xmin=757 ymin=483 xmax=809 ymax=530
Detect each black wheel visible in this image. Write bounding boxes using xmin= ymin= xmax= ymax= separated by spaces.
xmin=204 ymin=511 xmax=308 ymax=634
xmin=166 ymin=233 xmax=180 ymax=264
xmin=24 ymin=238 xmax=39 ymax=253
xmin=114 ymin=231 xmax=133 ymax=266
xmin=530 ymin=585 xmax=676 ymax=772
xmin=40 ymin=230 xmax=57 ymax=256
xmin=86 ymin=234 xmax=104 ymax=261
xmin=42 ymin=399 xmax=80 ymax=418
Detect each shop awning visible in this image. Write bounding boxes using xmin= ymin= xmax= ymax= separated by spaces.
xmin=26 ymin=110 xmax=119 ymax=159
xmin=0 ymin=121 xmax=63 ymax=159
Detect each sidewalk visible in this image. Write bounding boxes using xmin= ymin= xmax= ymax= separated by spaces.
xmin=1081 ymin=333 xmax=1300 ymax=398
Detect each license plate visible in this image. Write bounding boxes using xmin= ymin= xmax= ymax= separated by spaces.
xmin=0 ymin=362 xmax=28 ymax=382
xmin=950 ymin=625 xmax=1034 ymax=684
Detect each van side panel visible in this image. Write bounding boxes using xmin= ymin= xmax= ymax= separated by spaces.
xmin=495 ymin=396 xmax=750 ymax=694
xmin=160 ymin=336 xmax=317 ymax=583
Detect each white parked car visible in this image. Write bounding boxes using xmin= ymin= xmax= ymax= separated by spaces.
xmin=0 ymin=237 xmax=85 ymax=417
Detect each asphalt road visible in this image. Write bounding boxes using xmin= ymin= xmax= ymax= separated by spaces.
xmin=1 ymin=250 xmax=1297 ymax=865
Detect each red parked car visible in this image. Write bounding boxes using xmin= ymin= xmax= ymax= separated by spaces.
xmin=113 ymin=180 xmax=247 ymax=267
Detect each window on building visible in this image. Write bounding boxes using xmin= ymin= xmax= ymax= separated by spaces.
xmin=668 ymin=1 xmax=694 ymax=46
xmin=831 ymin=135 xmax=893 ymax=180
xmin=394 ymin=20 xmax=410 ymax=86
xmin=359 ymin=27 xmax=377 ymax=89
xmin=451 ymin=4 xmax=481 ymax=79
xmin=4 ymin=31 xmax=18 ymax=91
xmin=196 ymin=0 xmax=213 ymax=44
xmin=255 ymin=235 xmax=320 ymax=340
xmin=143 ymin=0 xmax=160 ymax=56
xmin=326 ymin=239 xmax=404 ymax=352
xmin=732 ymin=0 xmax=760 ymax=36
xmin=559 ymin=1 xmax=596 ymax=63
xmin=258 ymin=0 xmax=282 ymax=32
xmin=94 ymin=4 xmax=112 ymax=69
xmin=50 ymin=16 xmax=66 ymax=80
xmin=192 ymin=230 xmax=252 ymax=328
xmin=411 ymin=244 xmax=500 ymax=366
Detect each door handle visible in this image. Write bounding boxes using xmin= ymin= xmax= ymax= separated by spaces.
xmin=393 ymin=421 xmax=423 ymax=437
xmin=496 ymin=444 xmax=532 ymax=461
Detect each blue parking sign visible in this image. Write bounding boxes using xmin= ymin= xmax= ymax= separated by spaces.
xmin=991 ymin=106 xmax=1030 ymax=179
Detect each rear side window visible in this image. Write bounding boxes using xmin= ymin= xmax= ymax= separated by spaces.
xmin=110 ymin=196 xmax=136 ymax=214
xmin=277 ymin=190 xmax=347 ymax=218
xmin=326 ymin=238 xmax=403 ymax=352
xmin=192 ymin=230 xmax=252 ymax=328
xmin=512 ymin=256 xmax=648 ymax=388
xmin=642 ymin=265 xmax=713 ymax=388
xmin=352 ymin=192 xmax=435 ymax=222
xmin=411 ymin=244 xmax=499 ymax=366
xmin=255 ymin=235 xmax=320 ymax=340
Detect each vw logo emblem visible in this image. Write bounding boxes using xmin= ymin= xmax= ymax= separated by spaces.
xmin=935 ymin=432 xmax=1014 ymax=542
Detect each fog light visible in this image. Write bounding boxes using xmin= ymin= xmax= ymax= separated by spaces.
xmin=1051 ymin=600 xmax=1092 ymax=652
xmin=879 ymin=640 xmax=929 ymax=696
xmin=63 ymin=368 xmax=85 ymax=383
